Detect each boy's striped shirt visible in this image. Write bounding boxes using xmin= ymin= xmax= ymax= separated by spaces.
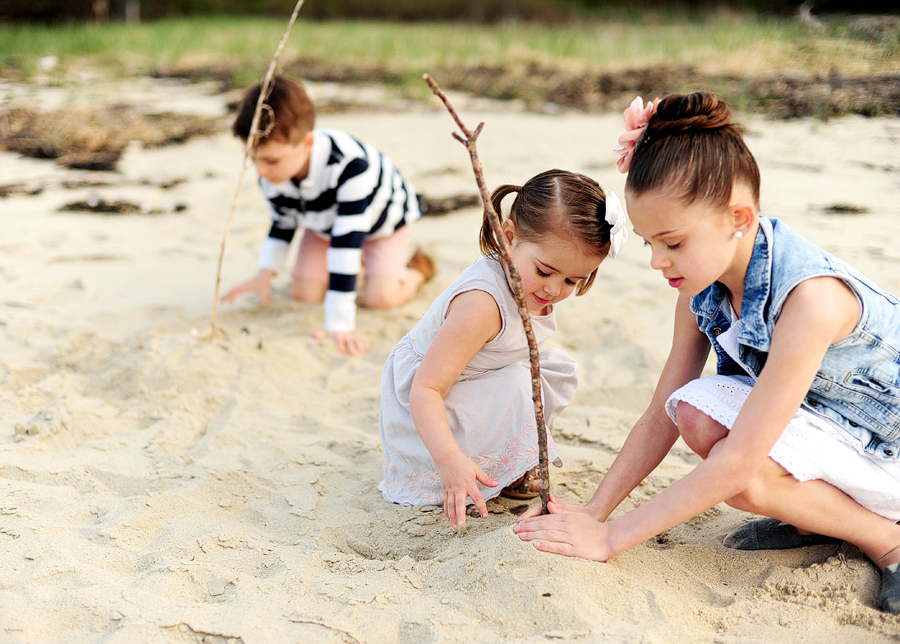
xmin=256 ymin=129 xmax=421 ymax=332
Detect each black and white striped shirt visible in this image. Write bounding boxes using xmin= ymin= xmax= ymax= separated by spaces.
xmin=257 ymin=129 xmax=421 ymax=332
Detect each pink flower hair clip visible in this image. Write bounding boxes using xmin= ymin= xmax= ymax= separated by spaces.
xmin=613 ymin=96 xmax=659 ymax=174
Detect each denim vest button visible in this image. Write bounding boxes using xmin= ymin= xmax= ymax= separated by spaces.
xmin=886 ymin=449 xmax=894 ymax=456
xmin=808 ymin=399 xmax=818 ymax=407
xmin=849 ymin=420 xmax=858 ymax=427
xmin=712 ymin=327 xmax=723 ymax=336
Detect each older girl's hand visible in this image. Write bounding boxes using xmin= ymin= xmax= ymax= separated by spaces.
xmin=514 ymin=502 xmax=616 ymax=562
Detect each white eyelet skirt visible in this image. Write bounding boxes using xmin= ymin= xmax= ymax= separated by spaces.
xmin=666 ymin=374 xmax=900 ymax=522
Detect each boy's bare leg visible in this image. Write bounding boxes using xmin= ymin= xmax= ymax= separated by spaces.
xmin=362 ymin=270 xmax=427 ymax=309
xmin=291 ymin=277 xmax=326 ymax=303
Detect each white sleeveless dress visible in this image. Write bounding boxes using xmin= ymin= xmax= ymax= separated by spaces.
xmin=666 ymin=301 xmax=900 ymax=522
xmin=379 ymin=256 xmax=574 ymax=507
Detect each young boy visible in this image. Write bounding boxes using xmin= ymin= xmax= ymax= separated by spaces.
xmin=222 ymin=75 xmax=434 ymax=356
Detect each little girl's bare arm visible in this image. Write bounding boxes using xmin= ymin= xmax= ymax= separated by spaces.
xmin=409 ymin=289 xmax=502 ymax=527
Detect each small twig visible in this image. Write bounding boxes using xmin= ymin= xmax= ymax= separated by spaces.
xmin=423 ymin=74 xmax=550 ymax=513
xmin=204 ymin=0 xmax=307 ymax=341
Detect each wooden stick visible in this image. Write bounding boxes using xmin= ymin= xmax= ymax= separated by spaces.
xmin=204 ymin=0 xmax=307 ymax=341
xmin=423 ymin=75 xmax=550 ymax=513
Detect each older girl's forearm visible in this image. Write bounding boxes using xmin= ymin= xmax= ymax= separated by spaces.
xmin=584 ymin=409 xmax=680 ymax=520
xmin=605 ymin=449 xmax=755 ymax=556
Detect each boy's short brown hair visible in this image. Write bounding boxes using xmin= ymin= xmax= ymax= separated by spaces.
xmin=232 ymin=75 xmax=316 ymax=145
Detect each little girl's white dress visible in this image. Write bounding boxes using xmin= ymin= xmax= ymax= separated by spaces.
xmin=666 ymin=301 xmax=900 ymax=522
xmin=379 ymin=256 xmax=574 ymax=507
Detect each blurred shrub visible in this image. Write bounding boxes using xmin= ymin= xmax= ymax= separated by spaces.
xmin=0 ymin=0 xmax=95 ymax=22
xmin=140 ymin=0 xmax=581 ymax=22
xmin=1 ymin=0 xmax=896 ymax=23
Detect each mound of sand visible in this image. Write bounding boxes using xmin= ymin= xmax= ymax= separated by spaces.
xmin=0 ymin=79 xmax=898 ymax=643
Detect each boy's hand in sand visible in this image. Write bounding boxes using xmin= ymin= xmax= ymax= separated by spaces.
xmin=312 ymin=330 xmax=370 ymax=356
xmin=514 ymin=501 xmax=615 ymax=562
xmin=439 ymin=453 xmax=498 ymax=528
xmin=221 ymin=269 xmax=275 ymax=306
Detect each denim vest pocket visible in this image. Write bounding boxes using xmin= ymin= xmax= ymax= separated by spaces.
xmin=834 ymin=371 xmax=900 ymax=441
xmin=867 ymin=436 xmax=900 ymax=461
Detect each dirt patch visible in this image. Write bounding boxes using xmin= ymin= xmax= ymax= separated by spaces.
xmin=58 ymin=197 xmax=187 ymax=215
xmin=420 ymin=193 xmax=482 ymax=216
xmin=0 ymin=177 xmax=187 ymax=198
xmin=0 ymin=105 xmax=223 ymax=171
xmin=741 ymin=71 xmax=900 ymax=119
xmin=423 ymin=65 xmax=900 ymax=118
xmin=288 ymin=60 xmax=900 ymax=119
xmin=151 ymin=58 xmax=900 ymax=120
xmin=3 ymin=59 xmax=897 ymax=177
xmin=820 ymin=203 xmax=871 ymax=215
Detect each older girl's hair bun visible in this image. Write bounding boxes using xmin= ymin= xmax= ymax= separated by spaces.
xmin=627 ymin=91 xmax=760 ymax=210
xmin=652 ymin=92 xmax=733 ymax=137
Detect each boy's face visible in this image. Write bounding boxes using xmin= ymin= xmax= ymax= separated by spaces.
xmin=252 ymin=131 xmax=314 ymax=184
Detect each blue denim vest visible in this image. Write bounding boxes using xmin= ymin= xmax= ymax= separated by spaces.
xmin=691 ymin=216 xmax=900 ymax=462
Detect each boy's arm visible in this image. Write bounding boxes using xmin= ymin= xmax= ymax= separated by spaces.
xmin=322 ymin=156 xmax=375 ymax=333
xmin=222 ymin=216 xmax=294 ymax=306
xmin=258 ymin=212 xmax=298 ymax=274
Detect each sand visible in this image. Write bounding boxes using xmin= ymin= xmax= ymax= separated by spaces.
xmin=1 ymin=77 xmax=899 ymax=644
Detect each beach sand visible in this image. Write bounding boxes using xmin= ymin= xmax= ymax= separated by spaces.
xmin=1 ymin=78 xmax=899 ymax=643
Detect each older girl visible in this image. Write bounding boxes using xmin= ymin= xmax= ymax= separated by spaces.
xmin=515 ymin=93 xmax=900 ymax=614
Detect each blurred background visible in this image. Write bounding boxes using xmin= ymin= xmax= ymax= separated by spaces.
xmin=0 ymin=0 xmax=896 ymax=173
xmin=0 ymin=0 xmax=896 ymax=23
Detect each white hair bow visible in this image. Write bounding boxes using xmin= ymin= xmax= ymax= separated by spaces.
xmin=604 ymin=191 xmax=628 ymax=259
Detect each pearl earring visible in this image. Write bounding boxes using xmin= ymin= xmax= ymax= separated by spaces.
xmin=734 ymin=230 xmax=744 ymax=239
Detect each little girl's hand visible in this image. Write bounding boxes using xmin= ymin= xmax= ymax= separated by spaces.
xmin=517 ymin=494 xmax=595 ymax=521
xmin=439 ymin=455 xmax=498 ymax=529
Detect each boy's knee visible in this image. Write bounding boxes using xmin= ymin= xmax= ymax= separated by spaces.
xmin=361 ymin=289 xmax=398 ymax=310
xmin=291 ymin=279 xmax=326 ymax=303
xmin=361 ymin=277 xmax=404 ymax=310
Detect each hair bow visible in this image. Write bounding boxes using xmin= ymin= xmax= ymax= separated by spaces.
xmin=604 ymin=191 xmax=628 ymax=259
xmin=613 ymin=96 xmax=659 ymax=174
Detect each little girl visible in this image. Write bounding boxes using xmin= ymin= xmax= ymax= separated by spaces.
xmin=515 ymin=93 xmax=900 ymax=614
xmin=379 ymin=169 xmax=628 ymax=529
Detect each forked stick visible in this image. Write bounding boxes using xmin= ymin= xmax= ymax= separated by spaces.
xmin=424 ymin=74 xmax=550 ymax=513
xmin=204 ymin=0 xmax=307 ymax=341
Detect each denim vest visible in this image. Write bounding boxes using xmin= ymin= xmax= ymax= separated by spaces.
xmin=691 ymin=216 xmax=900 ymax=462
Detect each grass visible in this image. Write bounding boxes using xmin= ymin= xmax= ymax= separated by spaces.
xmin=1 ymin=14 xmax=898 ymax=87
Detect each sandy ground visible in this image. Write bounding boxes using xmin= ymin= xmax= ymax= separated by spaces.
xmin=1 ymin=78 xmax=899 ymax=643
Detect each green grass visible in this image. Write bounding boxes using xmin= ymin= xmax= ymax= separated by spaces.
xmin=1 ymin=15 xmax=897 ymax=86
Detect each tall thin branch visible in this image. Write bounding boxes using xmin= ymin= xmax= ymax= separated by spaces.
xmin=205 ymin=0 xmax=307 ymax=340
xmin=424 ymin=75 xmax=550 ymax=513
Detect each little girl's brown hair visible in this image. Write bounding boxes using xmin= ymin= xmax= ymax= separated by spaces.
xmin=479 ymin=169 xmax=613 ymax=295
xmin=626 ymin=91 xmax=761 ymax=209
